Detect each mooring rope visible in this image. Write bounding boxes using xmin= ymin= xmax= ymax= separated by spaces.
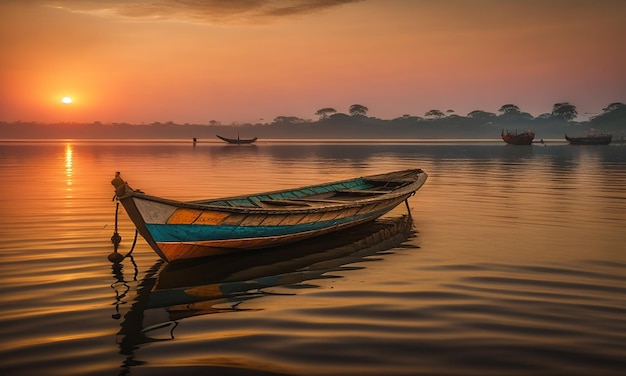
xmin=108 ymin=201 xmax=138 ymax=263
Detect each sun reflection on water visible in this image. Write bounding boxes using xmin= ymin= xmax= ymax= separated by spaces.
xmin=65 ymin=143 xmax=73 ymax=197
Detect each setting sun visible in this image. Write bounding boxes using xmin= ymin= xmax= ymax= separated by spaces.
xmin=61 ymin=96 xmax=73 ymax=104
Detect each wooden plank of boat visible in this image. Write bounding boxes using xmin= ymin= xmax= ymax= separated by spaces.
xmin=111 ymin=169 xmax=427 ymax=262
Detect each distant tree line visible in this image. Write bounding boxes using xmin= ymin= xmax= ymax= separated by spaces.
xmin=1 ymin=102 xmax=624 ymax=140
xmin=310 ymin=102 xmax=581 ymax=123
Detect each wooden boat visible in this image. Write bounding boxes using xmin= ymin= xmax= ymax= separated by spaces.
xmin=111 ymin=169 xmax=427 ymax=262
xmin=216 ymin=134 xmax=258 ymax=144
xmin=501 ymin=129 xmax=535 ymax=145
xmin=565 ymin=133 xmax=612 ymax=145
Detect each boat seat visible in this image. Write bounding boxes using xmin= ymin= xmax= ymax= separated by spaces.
xmin=336 ymin=189 xmax=390 ymax=195
xmin=259 ymin=199 xmax=311 ymax=207
xmin=291 ymin=198 xmax=348 ymax=204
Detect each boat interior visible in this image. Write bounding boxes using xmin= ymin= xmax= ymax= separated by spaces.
xmin=195 ymin=178 xmax=411 ymax=208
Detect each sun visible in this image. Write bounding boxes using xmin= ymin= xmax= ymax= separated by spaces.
xmin=61 ymin=96 xmax=73 ymax=104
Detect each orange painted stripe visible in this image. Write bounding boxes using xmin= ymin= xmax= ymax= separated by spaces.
xmin=277 ymin=213 xmax=307 ymax=225
xmin=260 ymin=214 xmax=289 ymax=226
xmin=194 ymin=210 xmax=231 ymax=225
xmin=220 ymin=213 xmax=247 ymax=226
xmin=240 ymin=214 xmax=271 ymax=226
xmin=167 ymin=208 xmax=202 ymax=224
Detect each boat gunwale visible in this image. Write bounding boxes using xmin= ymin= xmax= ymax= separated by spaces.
xmin=119 ymin=169 xmax=426 ymax=215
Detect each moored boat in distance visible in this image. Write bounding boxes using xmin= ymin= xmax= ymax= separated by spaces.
xmin=565 ymin=133 xmax=612 ymax=145
xmin=111 ymin=169 xmax=427 ymax=262
xmin=501 ymin=129 xmax=536 ymax=145
xmin=216 ymin=134 xmax=258 ymax=144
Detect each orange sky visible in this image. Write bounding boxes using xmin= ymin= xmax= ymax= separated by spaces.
xmin=1 ymin=0 xmax=625 ymax=124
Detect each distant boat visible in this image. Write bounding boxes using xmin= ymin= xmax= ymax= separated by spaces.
xmin=565 ymin=133 xmax=612 ymax=145
xmin=111 ymin=169 xmax=427 ymax=262
xmin=501 ymin=129 xmax=535 ymax=145
xmin=216 ymin=134 xmax=258 ymax=144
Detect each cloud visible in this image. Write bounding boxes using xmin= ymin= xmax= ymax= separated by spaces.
xmin=41 ymin=0 xmax=363 ymax=24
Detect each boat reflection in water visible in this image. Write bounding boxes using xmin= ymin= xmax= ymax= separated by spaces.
xmin=112 ymin=214 xmax=415 ymax=371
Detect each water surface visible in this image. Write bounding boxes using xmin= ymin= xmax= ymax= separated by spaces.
xmin=1 ymin=140 xmax=625 ymax=375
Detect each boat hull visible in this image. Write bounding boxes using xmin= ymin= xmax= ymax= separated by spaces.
xmin=113 ymin=169 xmax=427 ymax=262
xmin=565 ymin=134 xmax=612 ymax=145
xmin=216 ymin=135 xmax=258 ymax=144
xmin=501 ymin=129 xmax=535 ymax=145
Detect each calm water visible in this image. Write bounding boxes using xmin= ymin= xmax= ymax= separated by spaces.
xmin=1 ymin=139 xmax=625 ymax=376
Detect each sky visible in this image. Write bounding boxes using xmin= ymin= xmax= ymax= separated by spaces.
xmin=1 ymin=0 xmax=625 ymax=124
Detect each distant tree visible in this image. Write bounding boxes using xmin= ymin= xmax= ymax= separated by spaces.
xmin=498 ymin=104 xmax=521 ymax=115
xmin=392 ymin=114 xmax=422 ymax=122
xmin=446 ymin=109 xmax=455 ymax=114
xmin=424 ymin=109 xmax=445 ymax=119
xmin=349 ymin=104 xmax=368 ymax=116
xmin=521 ymin=112 xmax=535 ymax=120
xmin=208 ymin=120 xmax=221 ymax=126
xmin=551 ymin=102 xmax=578 ymax=121
xmin=325 ymin=113 xmax=351 ymax=123
xmin=315 ymin=108 xmax=337 ymax=120
xmin=590 ymin=102 xmax=626 ymax=128
xmin=602 ymin=102 xmax=625 ymax=113
xmin=273 ymin=116 xmax=306 ymax=125
xmin=467 ymin=110 xmax=496 ymax=120
xmin=497 ymin=104 xmax=534 ymax=120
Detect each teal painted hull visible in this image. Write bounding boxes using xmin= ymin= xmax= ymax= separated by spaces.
xmin=146 ymin=206 xmax=393 ymax=242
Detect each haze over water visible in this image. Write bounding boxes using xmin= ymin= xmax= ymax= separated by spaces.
xmin=1 ymin=139 xmax=625 ymax=375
